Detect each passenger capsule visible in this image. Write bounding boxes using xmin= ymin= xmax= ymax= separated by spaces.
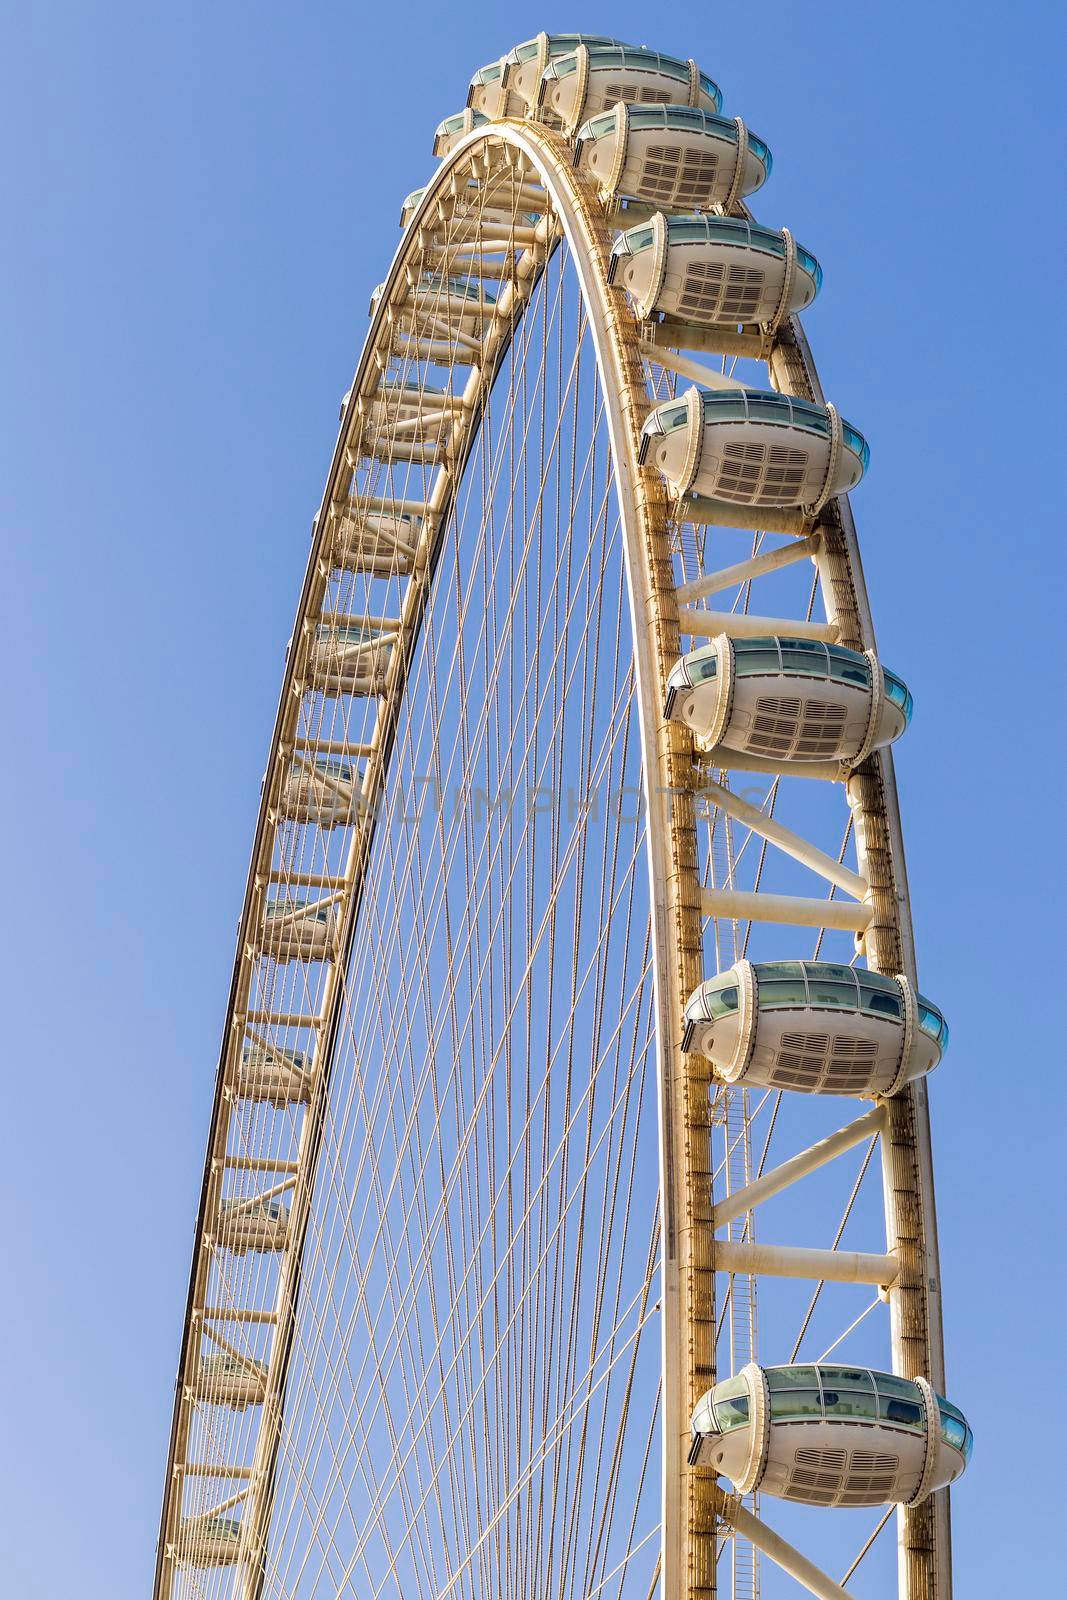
xmin=400 ymin=187 xmax=426 ymax=229
xmin=176 ymin=1514 xmax=242 ymax=1566
xmin=682 ymin=960 xmax=948 ymax=1095
xmin=640 ymin=387 xmax=868 ymax=510
xmin=192 ymin=1352 xmax=267 ymax=1410
xmin=501 ymin=33 xmax=625 ymax=112
xmin=259 ymin=896 xmax=338 ymax=962
xmin=432 ymin=108 xmax=488 ymax=160
xmin=609 ymin=214 xmax=822 ymax=325
xmin=280 ymin=755 xmax=362 ymax=827
xmin=217 ymin=1195 xmax=290 ymax=1255
xmin=238 ymin=1042 xmax=312 ymax=1107
xmin=308 ymin=621 xmax=394 ymax=697
xmin=369 ymin=271 xmax=496 ymax=327
xmin=664 ymin=636 xmax=912 ymax=764
xmin=538 ymin=45 xmax=722 ymax=136
xmin=574 ymin=106 xmax=771 ymax=210
xmin=690 ymin=1364 xmax=972 ymax=1507
xmin=467 ymin=57 xmax=509 ymax=117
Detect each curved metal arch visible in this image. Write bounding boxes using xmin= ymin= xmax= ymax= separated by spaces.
xmin=153 ymin=110 xmax=949 ymax=1600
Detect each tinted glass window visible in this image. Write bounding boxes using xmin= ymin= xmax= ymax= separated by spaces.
xmin=808 ymin=979 xmax=856 ymax=1010
xmin=689 ymin=652 xmax=719 ymax=684
xmin=781 ymin=646 xmax=828 ymax=678
xmin=880 ymin=1396 xmax=924 ymax=1430
xmin=705 ymin=984 xmax=739 ymax=1018
xmin=940 ymin=1414 xmax=968 ymax=1453
xmin=822 ymin=1389 xmax=877 ymax=1420
xmin=734 ymin=647 xmax=781 ymax=676
xmin=861 ymin=986 xmax=902 ymax=1019
xmin=820 ymin=1367 xmax=875 ymax=1390
xmin=769 ymin=1388 xmax=821 ymax=1420
xmin=755 ymin=961 xmax=805 ymax=979
xmin=757 ymin=978 xmax=807 ymax=1009
xmin=714 ymin=1394 xmax=750 ymax=1431
xmin=766 ymin=1366 xmax=818 ymax=1389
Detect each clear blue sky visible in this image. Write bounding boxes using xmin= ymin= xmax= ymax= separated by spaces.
xmin=1 ymin=2 xmax=1063 ymax=1593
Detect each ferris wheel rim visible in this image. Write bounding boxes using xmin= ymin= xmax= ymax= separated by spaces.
xmin=153 ymin=99 xmax=952 ymax=1600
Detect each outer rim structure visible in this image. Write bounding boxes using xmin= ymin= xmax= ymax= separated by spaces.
xmin=154 ymin=115 xmax=950 ymax=1600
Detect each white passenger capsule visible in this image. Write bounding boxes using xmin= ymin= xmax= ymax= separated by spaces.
xmin=176 ymin=1514 xmax=242 ymax=1566
xmin=400 ymin=187 xmax=426 ymax=229
xmin=191 ymin=1352 xmax=268 ymax=1410
xmin=307 ymin=621 xmax=394 ymax=697
xmin=467 ymin=57 xmax=510 ymax=117
xmin=432 ymin=108 xmax=488 ymax=159
xmin=258 ymin=896 xmax=338 ymax=962
xmin=690 ymin=1364 xmax=972 ymax=1507
xmin=237 ymin=1041 xmax=312 ymax=1107
xmin=216 ymin=1195 xmax=290 ymax=1255
xmin=538 ymin=45 xmax=722 ymax=135
xmin=664 ymin=635 xmax=912 ymax=765
xmin=682 ymin=960 xmax=948 ymax=1095
xmin=279 ymin=755 xmax=362 ymax=827
xmin=609 ymin=213 xmax=822 ymax=326
xmin=640 ymin=387 xmax=867 ymax=511
xmin=501 ymin=33 xmax=625 ymax=113
xmin=574 ymin=105 xmax=771 ymax=210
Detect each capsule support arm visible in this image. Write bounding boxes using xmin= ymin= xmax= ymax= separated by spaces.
xmin=714 ymin=1488 xmax=856 ymax=1600
xmin=712 ymin=1105 xmax=886 ymax=1229
xmin=712 ymin=1240 xmax=898 ymax=1286
xmin=695 ymin=777 xmax=869 ymax=902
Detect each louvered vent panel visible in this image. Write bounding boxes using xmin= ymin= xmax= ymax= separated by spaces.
xmin=774 ymin=1030 xmax=830 ymax=1089
xmin=787 ymin=1446 xmax=848 ymax=1505
xmin=679 ymin=262 xmax=765 ymax=322
xmin=793 ymin=700 xmax=848 ymax=758
xmin=716 ymin=440 xmax=808 ymax=505
xmin=824 ymin=1036 xmax=878 ymax=1092
xmin=639 ymin=144 xmax=720 ymax=206
xmin=748 ymin=695 xmax=802 ymax=758
xmin=605 ymin=82 xmax=673 ymax=105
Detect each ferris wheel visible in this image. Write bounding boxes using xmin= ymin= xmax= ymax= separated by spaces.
xmin=154 ymin=32 xmax=972 ymax=1600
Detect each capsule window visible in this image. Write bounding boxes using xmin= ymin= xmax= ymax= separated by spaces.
xmin=821 ymin=1366 xmax=876 ymax=1390
xmin=860 ymin=986 xmax=903 ymax=1020
xmin=746 ymin=396 xmax=791 ymax=425
xmin=821 ymin=1388 xmax=878 ymax=1421
xmin=808 ymin=979 xmax=857 ymax=1010
xmin=830 ymin=656 xmax=871 ymax=689
xmin=767 ymin=1365 xmax=819 ymax=1388
xmin=700 ymin=395 xmax=749 ymax=424
xmin=879 ymin=1395 xmax=924 ymax=1430
xmin=757 ymin=977 xmax=807 ymax=1009
xmin=769 ymin=1388 xmax=822 ymax=1421
xmin=883 ymin=670 xmax=912 ymax=717
xmin=780 ymin=646 xmax=830 ymax=678
xmin=734 ymin=647 xmax=782 ymax=677
xmin=690 ymin=653 xmax=719 ymax=684
xmin=704 ymin=982 xmax=739 ymax=1018
xmin=714 ymin=1393 xmax=750 ymax=1431
xmin=917 ymin=1004 xmax=944 ymax=1041
xmin=756 ymin=960 xmax=806 ymax=979
xmin=940 ymin=1413 xmax=968 ymax=1453
xmin=876 ymin=1374 xmax=919 ymax=1401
